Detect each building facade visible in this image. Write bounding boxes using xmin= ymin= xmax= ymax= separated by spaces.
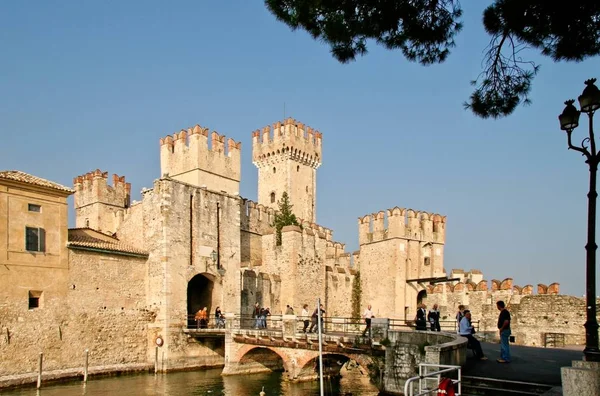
xmin=1 ymin=118 xmax=577 ymax=379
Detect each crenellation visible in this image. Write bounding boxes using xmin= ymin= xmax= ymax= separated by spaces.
xmin=372 ymin=211 xmax=386 ymax=241
xmin=522 ymin=285 xmax=534 ymax=295
xmin=159 ymin=123 xmax=241 ymax=194
xmin=73 ymin=169 xmax=131 ymax=233
xmin=387 ymin=207 xmax=406 ymax=237
xmin=358 ymin=207 xmax=446 ymax=245
xmin=252 ymin=117 xmax=322 ymax=168
xmin=537 ymin=283 xmax=548 ymax=294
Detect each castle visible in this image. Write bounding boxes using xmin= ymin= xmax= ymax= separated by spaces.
xmin=0 ymin=117 xmax=587 ymax=379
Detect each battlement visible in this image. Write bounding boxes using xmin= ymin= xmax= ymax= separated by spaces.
xmin=252 ymin=117 xmax=322 ymax=169
xmin=427 ymin=272 xmax=561 ymax=295
xmin=73 ymin=169 xmax=131 ymax=209
xmin=160 ymin=124 xmax=241 ymax=193
xmin=357 ymin=207 xmax=446 ymax=245
xmin=240 ymin=199 xmax=276 ymax=234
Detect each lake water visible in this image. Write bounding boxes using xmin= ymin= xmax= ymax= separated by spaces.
xmin=2 ymin=368 xmax=381 ymax=396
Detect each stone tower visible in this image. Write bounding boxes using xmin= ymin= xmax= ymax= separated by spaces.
xmin=252 ymin=118 xmax=322 ymax=223
xmin=73 ymin=170 xmax=131 ymax=235
xmin=159 ymin=125 xmax=241 ymax=195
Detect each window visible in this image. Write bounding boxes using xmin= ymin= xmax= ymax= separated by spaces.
xmin=273 ymin=167 xmax=276 ymax=174
xmin=424 ymin=257 xmax=431 ymax=266
xmin=297 ymin=165 xmax=300 ymax=172
xmin=270 ymin=192 xmax=276 ymax=203
xmin=28 ymin=290 xmax=42 ymax=309
xmin=28 ymin=204 xmax=41 ymax=212
xmin=25 ymin=227 xmax=45 ymax=252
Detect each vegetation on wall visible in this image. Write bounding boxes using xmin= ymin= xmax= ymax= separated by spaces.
xmin=271 ymin=191 xmax=299 ymax=245
xmin=351 ymin=270 xmax=362 ymax=321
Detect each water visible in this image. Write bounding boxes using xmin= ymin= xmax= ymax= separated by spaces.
xmin=1 ymin=368 xmax=381 ymax=396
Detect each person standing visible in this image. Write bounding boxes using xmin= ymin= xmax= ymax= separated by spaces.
xmin=415 ymin=303 xmax=428 ymax=330
xmin=456 ymin=305 xmax=466 ymax=333
xmin=362 ymin=304 xmax=374 ymax=337
xmin=428 ymin=304 xmax=441 ymax=332
xmin=496 ymin=300 xmax=511 ymax=363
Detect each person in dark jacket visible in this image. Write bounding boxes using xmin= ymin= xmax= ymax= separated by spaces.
xmin=415 ymin=303 xmax=428 ymax=330
xmin=428 ymin=304 xmax=441 ymax=331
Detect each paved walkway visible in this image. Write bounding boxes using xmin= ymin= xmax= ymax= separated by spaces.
xmin=462 ymin=342 xmax=583 ymax=386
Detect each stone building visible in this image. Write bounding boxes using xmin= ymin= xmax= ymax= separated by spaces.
xmin=0 ymin=117 xmax=587 ymax=378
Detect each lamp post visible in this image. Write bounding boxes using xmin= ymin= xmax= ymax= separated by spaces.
xmin=558 ymin=78 xmax=600 ymax=362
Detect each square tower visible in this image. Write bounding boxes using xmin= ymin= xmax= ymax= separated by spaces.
xmin=252 ymin=118 xmax=322 ymax=223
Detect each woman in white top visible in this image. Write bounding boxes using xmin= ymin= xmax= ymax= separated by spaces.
xmin=301 ymin=304 xmax=310 ymax=333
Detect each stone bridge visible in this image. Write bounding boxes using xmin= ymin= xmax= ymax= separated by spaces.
xmin=221 ymin=328 xmax=384 ymax=381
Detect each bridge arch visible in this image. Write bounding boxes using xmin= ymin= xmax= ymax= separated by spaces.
xmin=236 ymin=345 xmax=288 ymax=374
xmin=187 ymin=273 xmax=217 ymax=326
xmin=296 ymin=352 xmax=376 ymax=380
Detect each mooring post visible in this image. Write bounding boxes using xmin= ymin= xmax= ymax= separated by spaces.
xmin=36 ymin=352 xmax=43 ymax=389
xmin=154 ymin=346 xmax=159 ymax=374
xmin=84 ymin=349 xmax=89 ymax=382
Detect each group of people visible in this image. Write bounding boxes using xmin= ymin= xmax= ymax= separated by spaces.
xmin=415 ymin=303 xmax=441 ymax=331
xmin=252 ymin=303 xmax=272 ymax=328
xmin=455 ymin=301 xmax=512 ymax=363
xmin=194 ymin=306 xmax=225 ymax=329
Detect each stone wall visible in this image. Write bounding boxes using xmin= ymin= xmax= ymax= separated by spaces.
xmin=383 ymin=330 xmax=466 ymax=395
xmin=426 ymin=282 xmax=599 ymax=347
xmin=0 ymin=249 xmax=154 ymax=376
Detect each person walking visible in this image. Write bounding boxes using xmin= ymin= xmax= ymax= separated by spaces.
xmin=301 ymin=304 xmax=310 ymax=333
xmin=362 ymin=304 xmax=375 ymax=337
xmin=428 ymin=304 xmax=441 ymax=331
xmin=496 ymin=300 xmax=511 ymax=363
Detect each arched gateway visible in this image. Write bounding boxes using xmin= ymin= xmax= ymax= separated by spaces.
xmin=187 ymin=273 xmax=216 ymax=326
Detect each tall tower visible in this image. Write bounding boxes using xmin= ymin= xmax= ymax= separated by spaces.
xmin=252 ymin=118 xmax=322 ymax=223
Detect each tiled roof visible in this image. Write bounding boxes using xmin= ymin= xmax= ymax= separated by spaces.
xmin=0 ymin=170 xmax=74 ymax=193
xmin=68 ymin=228 xmax=148 ymax=257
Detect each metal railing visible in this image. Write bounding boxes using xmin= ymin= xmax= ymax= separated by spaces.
xmin=186 ymin=314 xmax=479 ymax=337
xmin=404 ymin=363 xmax=462 ymax=396
xmin=186 ymin=314 xmax=226 ymax=329
xmin=389 ymin=319 xmax=479 ymax=333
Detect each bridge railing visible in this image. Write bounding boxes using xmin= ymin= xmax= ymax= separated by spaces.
xmin=391 ymin=319 xmax=480 ymax=333
xmin=186 ymin=314 xmax=226 ymax=330
xmin=404 ymin=363 xmax=462 ymax=396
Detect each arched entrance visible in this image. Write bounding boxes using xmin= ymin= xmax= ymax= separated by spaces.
xmin=187 ymin=273 xmax=215 ymax=327
xmin=417 ymin=289 xmax=427 ymax=306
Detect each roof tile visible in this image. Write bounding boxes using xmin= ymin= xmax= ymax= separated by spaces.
xmin=0 ymin=170 xmax=74 ymax=193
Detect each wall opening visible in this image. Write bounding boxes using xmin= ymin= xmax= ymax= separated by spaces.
xmin=417 ymin=289 xmax=427 ymax=306
xmin=28 ymin=290 xmax=43 ymax=309
xmin=187 ymin=274 xmax=215 ymax=327
xmin=270 ymin=192 xmax=276 ymax=203
xmin=273 ymin=167 xmax=276 ymax=174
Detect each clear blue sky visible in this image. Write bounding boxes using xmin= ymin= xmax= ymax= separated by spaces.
xmin=2 ymin=1 xmax=599 ymax=296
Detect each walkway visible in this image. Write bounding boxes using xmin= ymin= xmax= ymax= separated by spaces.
xmin=463 ymin=342 xmax=583 ymax=386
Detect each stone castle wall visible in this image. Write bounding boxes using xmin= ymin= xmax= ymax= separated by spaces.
xmin=0 ymin=249 xmax=154 ymax=376
xmin=424 ymin=278 xmax=598 ymax=347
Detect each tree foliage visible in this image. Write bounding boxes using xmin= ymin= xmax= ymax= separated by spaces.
xmin=265 ymin=0 xmax=600 ymax=118
xmin=351 ymin=270 xmax=362 ymax=320
xmin=271 ymin=191 xmax=299 ymax=245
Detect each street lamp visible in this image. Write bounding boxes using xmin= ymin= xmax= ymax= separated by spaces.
xmin=558 ymin=78 xmax=600 ymax=362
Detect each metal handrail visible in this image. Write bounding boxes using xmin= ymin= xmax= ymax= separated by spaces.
xmin=404 ymin=363 xmax=462 ymax=396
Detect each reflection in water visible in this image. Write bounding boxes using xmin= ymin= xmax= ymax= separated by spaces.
xmin=2 ymin=368 xmax=380 ymax=396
